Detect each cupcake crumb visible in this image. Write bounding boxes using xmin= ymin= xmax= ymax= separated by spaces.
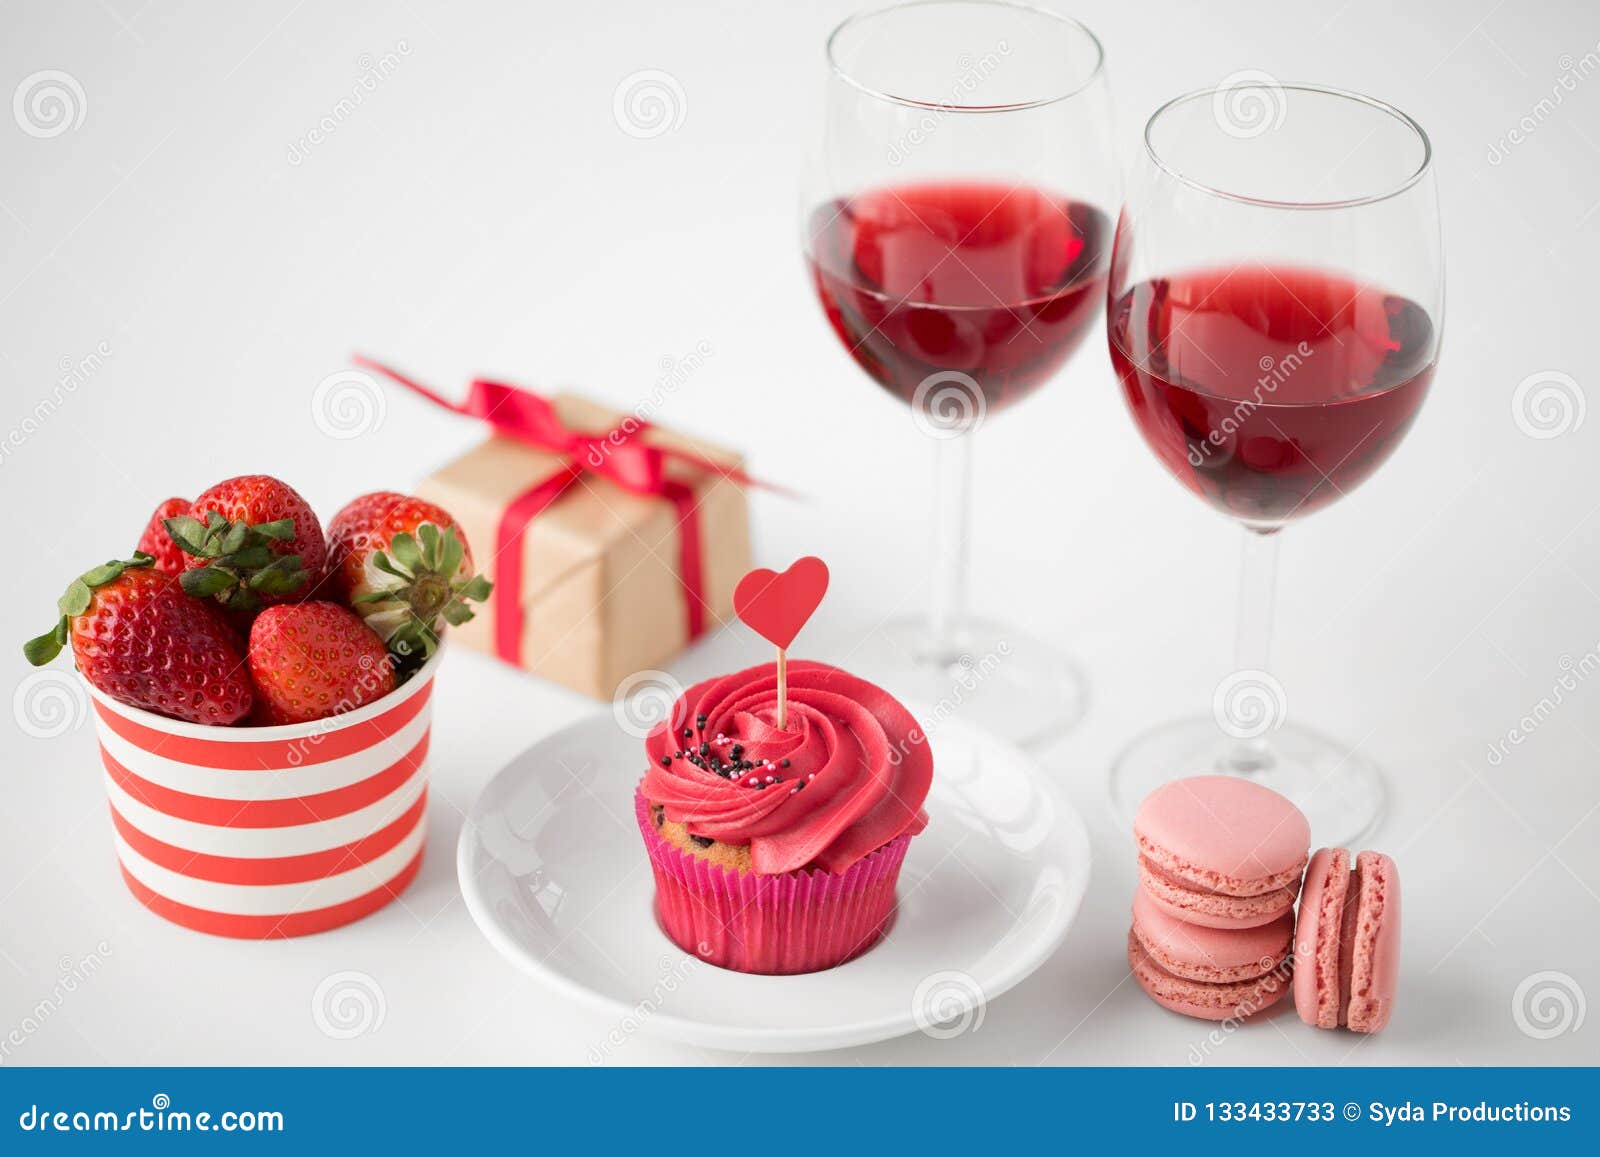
xmin=652 ymin=807 xmax=755 ymax=874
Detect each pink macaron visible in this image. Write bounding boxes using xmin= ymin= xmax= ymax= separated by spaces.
xmin=1293 ymin=847 xmax=1401 ymax=1033
xmin=1132 ymin=888 xmax=1294 ymax=985
xmin=1127 ymin=933 xmax=1291 ymax=1021
xmin=1134 ymin=775 xmax=1311 ymax=930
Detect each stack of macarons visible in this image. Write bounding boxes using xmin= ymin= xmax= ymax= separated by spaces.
xmin=1129 ymin=775 xmax=1306 ymax=1021
xmin=1127 ymin=775 xmax=1402 ymax=1033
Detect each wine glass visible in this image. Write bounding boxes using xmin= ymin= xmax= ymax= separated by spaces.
xmin=1106 ymin=81 xmax=1443 ymax=842
xmin=801 ymin=0 xmax=1118 ymax=745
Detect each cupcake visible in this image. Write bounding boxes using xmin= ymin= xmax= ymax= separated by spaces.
xmin=636 ymin=659 xmax=933 ymax=974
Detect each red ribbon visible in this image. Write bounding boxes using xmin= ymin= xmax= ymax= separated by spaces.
xmin=356 ymin=356 xmax=748 ymax=666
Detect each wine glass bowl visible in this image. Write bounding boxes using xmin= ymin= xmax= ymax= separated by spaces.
xmin=1109 ymin=261 xmax=1437 ymax=526
xmin=1109 ymin=85 xmax=1442 ymax=531
xmin=807 ymin=2 xmax=1115 ymax=421
xmin=808 ymin=181 xmax=1111 ymax=417
xmin=801 ymin=0 xmax=1119 ymax=745
xmin=1107 ymin=83 xmax=1443 ymax=843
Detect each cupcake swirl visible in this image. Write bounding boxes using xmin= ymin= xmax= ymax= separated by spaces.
xmin=642 ymin=660 xmax=932 ymax=874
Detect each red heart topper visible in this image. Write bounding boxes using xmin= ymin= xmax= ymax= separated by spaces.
xmin=733 ymin=557 xmax=829 ymax=650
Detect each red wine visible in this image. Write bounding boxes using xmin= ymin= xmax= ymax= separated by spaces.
xmin=1108 ymin=265 xmax=1436 ymax=524
xmin=808 ymin=182 xmax=1109 ymax=416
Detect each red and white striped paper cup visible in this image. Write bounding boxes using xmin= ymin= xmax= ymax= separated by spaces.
xmin=83 ymin=651 xmax=439 ymax=939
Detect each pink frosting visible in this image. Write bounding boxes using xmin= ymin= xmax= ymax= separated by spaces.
xmin=641 ymin=660 xmax=932 ymax=875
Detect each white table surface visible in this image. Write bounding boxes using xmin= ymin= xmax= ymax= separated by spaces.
xmin=2 ymin=0 xmax=1597 ymax=1066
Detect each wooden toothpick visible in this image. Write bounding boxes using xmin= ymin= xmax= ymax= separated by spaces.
xmin=776 ymin=645 xmax=789 ymax=730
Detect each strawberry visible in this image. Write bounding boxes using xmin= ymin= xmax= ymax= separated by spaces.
xmin=247 ymin=601 xmax=395 ymax=725
xmin=135 ymin=497 xmax=190 ymax=576
xmin=23 ymin=554 xmax=254 ymax=725
xmin=165 ymin=474 xmax=327 ymax=613
xmin=324 ymin=491 xmax=490 ymax=661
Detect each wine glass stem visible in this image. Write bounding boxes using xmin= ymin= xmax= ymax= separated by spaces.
xmin=926 ymin=429 xmax=974 ymax=667
xmin=1225 ymin=526 xmax=1281 ymax=773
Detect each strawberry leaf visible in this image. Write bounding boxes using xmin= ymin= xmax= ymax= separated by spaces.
xmin=387 ymin=618 xmax=438 ymax=662
xmin=58 ymin=580 xmax=92 ymax=617
xmin=181 ymin=566 xmax=236 ymax=599
xmin=166 ymin=511 xmax=305 ymax=606
xmin=162 ymin=516 xmax=211 ymax=555
xmin=370 ymin=551 xmax=410 ymax=581
xmin=253 ymin=519 xmax=296 ymax=542
xmin=438 ymin=526 xmax=464 ymax=579
xmin=80 ymin=561 xmax=126 ymax=587
xmin=23 ymin=619 xmax=68 ymax=666
xmin=389 ymin=532 xmax=424 ymax=573
xmin=220 ymin=521 xmax=249 ymax=555
xmin=222 ymin=545 xmax=274 ymax=571
xmin=343 ymin=521 xmax=485 ymax=658
xmin=248 ymin=557 xmax=307 ymax=594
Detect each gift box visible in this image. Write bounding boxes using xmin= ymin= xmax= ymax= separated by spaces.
xmin=364 ymin=361 xmax=751 ymax=699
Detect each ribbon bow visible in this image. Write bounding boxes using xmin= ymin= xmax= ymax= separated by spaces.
xmin=356 ymin=355 xmax=752 ymax=666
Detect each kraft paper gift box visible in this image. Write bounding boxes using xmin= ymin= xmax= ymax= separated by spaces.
xmin=416 ymin=393 xmax=750 ymax=699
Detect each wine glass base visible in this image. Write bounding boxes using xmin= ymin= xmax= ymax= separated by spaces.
xmin=852 ymin=616 xmax=1088 ymax=748
xmin=1108 ymin=716 xmax=1386 ymax=846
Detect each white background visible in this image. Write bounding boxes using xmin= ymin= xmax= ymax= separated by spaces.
xmin=2 ymin=0 xmax=1597 ymax=1065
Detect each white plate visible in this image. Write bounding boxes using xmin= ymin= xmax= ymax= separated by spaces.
xmin=457 ymin=708 xmax=1092 ymax=1053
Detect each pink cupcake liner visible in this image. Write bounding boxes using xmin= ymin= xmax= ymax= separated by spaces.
xmin=634 ymin=790 xmax=910 ymax=975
